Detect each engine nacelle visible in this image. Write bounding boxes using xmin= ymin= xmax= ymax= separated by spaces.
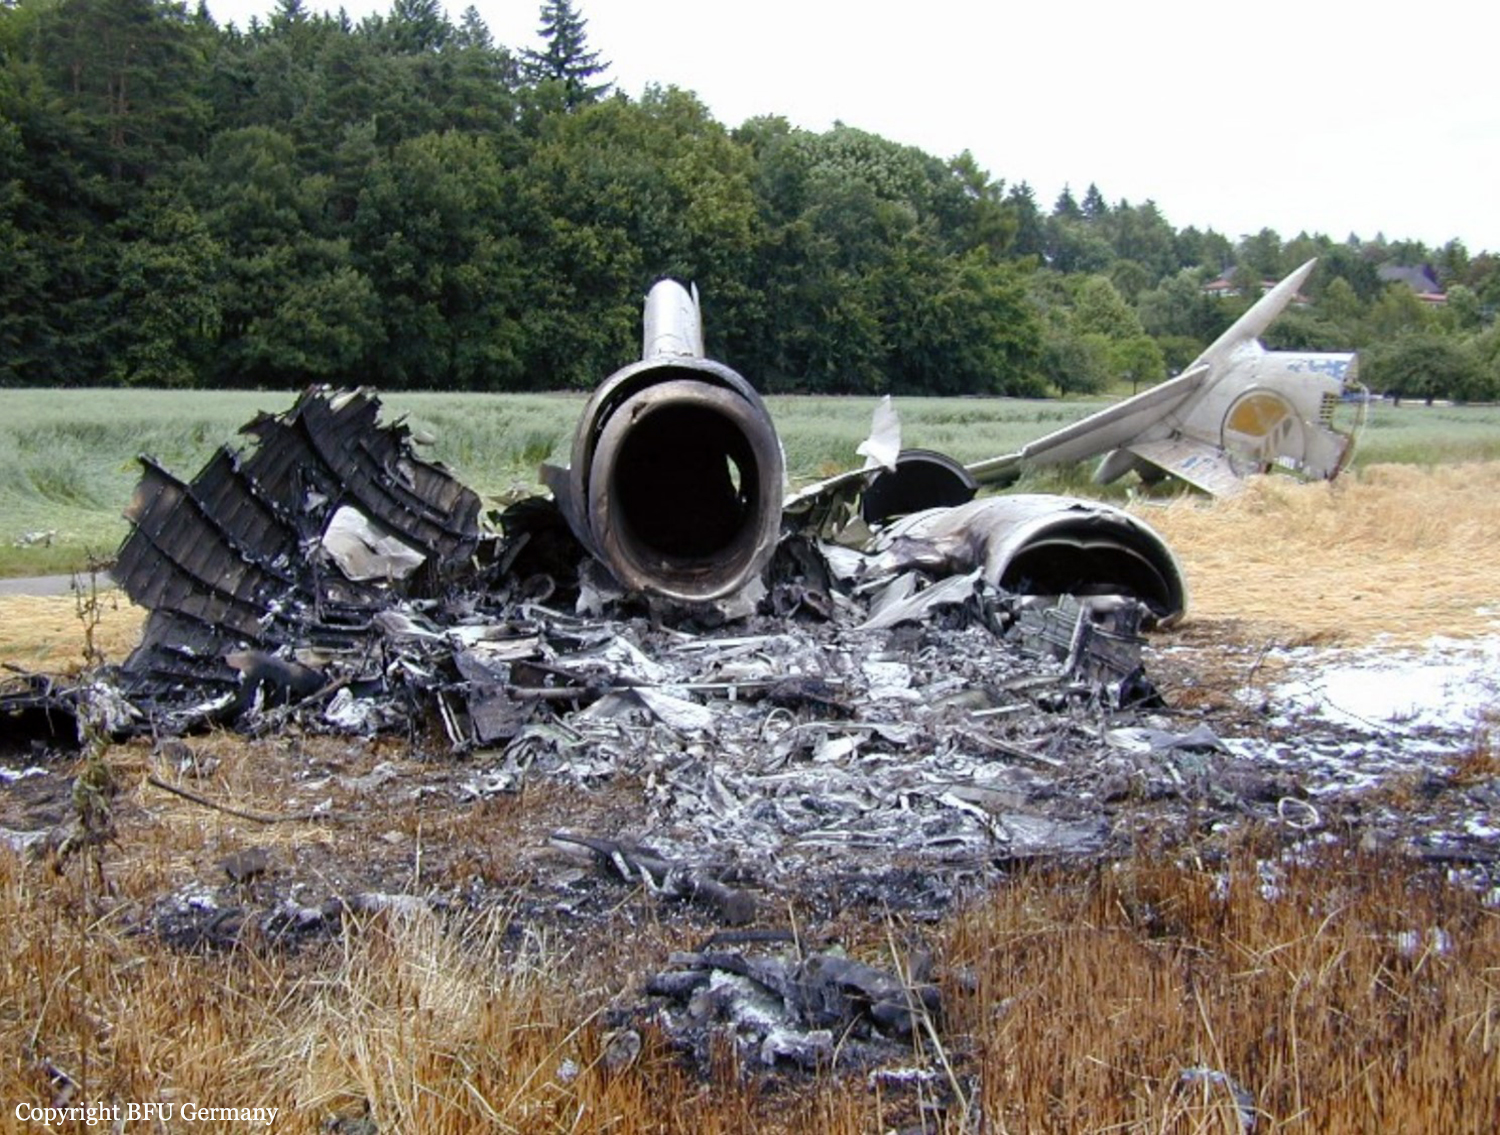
xmin=547 ymin=281 xmax=784 ymax=602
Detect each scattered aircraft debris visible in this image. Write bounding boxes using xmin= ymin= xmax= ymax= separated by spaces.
xmin=2 ymin=273 xmax=1207 ymax=753
xmin=966 ymin=259 xmax=1364 ymax=495
xmin=8 ymin=268 xmax=1497 ymax=1115
xmin=110 ymin=386 xmax=483 ymax=728
xmin=16 ymin=268 xmax=1475 ymax=912
xmin=629 ymin=938 xmax=943 ymax=1072
xmin=550 ymin=831 xmax=759 ymax=925
xmin=865 ymin=495 xmax=1185 ymax=625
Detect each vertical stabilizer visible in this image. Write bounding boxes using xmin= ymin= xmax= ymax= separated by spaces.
xmin=1194 ymin=259 xmax=1317 ymax=370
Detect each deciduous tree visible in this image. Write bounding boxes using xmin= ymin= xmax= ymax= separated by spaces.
xmin=1361 ymin=333 xmax=1475 ymax=404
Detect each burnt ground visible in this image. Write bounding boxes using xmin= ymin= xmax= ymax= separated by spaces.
xmin=4 ymin=613 xmax=1493 ymax=959
xmin=2 ymin=601 xmax=1497 ymax=1119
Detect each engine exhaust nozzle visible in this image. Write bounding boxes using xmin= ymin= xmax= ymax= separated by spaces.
xmin=551 ymin=281 xmax=784 ymax=603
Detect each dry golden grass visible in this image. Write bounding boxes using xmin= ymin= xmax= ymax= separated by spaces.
xmin=0 ymin=592 xmax=143 ymax=674
xmin=0 ymin=825 xmax=891 ymax=1133
xmin=1143 ymin=463 xmax=1500 ymax=647
xmin=4 ymin=829 xmax=1496 ymax=1133
xmin=945 ymin=849 xmax=1500 ymax=1134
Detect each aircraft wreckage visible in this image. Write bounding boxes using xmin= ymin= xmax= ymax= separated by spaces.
xmin=5 ymin=262 xmax=1354 ymax=755
xmin=18 ymin=266 xmax=1500 ymax=1090
xmin=969 ymin=258 xmax=1362 ymax=494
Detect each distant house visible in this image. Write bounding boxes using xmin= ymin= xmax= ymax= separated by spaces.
xmin=1202 ymin=268 xmax=1254 ymax=298
xmin=1201 ymin=268 xmax=1308 ymax=304
xmin=1377 ymin=264 xmax=1447 ymax=305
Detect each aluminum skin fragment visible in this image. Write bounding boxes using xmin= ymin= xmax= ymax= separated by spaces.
xmin=869 ymin=495 xmax=1187 ymax=624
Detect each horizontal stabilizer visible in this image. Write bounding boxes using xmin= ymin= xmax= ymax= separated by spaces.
xmin=1125 ymin=438 xmax=1244 ymax=497
xmin=974 ymin=362 xmax=1213 ymax=480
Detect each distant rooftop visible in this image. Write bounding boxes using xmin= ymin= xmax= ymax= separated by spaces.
xmin=1378 ymin=263 xmax=1447 ymax=302
xmin=1201 ymin=268 xmax=1307 ymax=303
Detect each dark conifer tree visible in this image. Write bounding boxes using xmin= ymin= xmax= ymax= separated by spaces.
xmin=1006 ymin=181 xmax=1045 ymax=259
xmin=386 ymin=0 xmax=450 ymax=53
xmin=1081 ymin=182 xmax=1109 ymax=219
xmin=522 ymin=0 xmax=610 ymax=108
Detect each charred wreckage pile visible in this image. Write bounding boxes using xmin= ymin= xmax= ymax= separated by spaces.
xmin=9 ymin=275 xmax=1486 ymax=899
xmin=9 ymin=282 xmax=1198 ymax=870
xmin=8 ymin=275 xmax=1491 ymax=1080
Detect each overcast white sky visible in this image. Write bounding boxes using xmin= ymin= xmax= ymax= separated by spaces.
xmin=204 ymin=0 xmax=1500 ymax=254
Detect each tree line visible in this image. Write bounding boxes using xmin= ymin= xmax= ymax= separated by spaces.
xmin=3 ymin=0 xmax=1498 ymax=400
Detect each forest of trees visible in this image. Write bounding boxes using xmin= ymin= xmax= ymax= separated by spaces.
xmin=3 ymin=0 xmax=1499 ymax=400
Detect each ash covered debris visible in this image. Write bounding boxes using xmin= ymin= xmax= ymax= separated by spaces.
xmin=76 ymin=279 xmax=1187 ymax=754
xmin=29 ymin=278 xmax=1471 ymax=908
xmin=550 ymin=831 xmax=759 ymax=925
xmin=1 ymin=279 xmax=1243 ymax=891
xmin=5 ymin=393 xmax=1211 ymax=909
xmin=9 ymin=278 xmax=1483 ymax=905
xmin=628 ymin=937 xmax=943 ymax=1073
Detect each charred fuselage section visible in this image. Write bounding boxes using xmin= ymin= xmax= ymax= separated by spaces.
xmin=113 ymin=389 xmax=482 ymax=722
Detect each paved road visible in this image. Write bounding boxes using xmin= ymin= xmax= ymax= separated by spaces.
xmin=0 ymin=573 xmax=117 ymax=598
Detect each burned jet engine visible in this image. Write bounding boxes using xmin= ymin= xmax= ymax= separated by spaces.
xmin=545 ymin=281 xmax=785 ymax=603
xmin=868 ymin=495 xmax=1187 ymax=625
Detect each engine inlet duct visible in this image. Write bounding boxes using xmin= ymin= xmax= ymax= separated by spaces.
xmin=869 ymin=495 xmax=1188 ymax=625
xmin=545 ymin=280 xmax=785 ymax=603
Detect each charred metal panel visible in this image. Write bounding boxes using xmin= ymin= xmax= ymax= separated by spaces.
xmin=871 ymin=495 xmax=1187 ymax=624
xmin=1012 ymin=595 xmax=1154 ymax=697
xmin=236 ymin=389 xmax=481 ymax=562
xmin=125 ymin=611 xmax=244 ymax=692
xmin=117 ymin=457 xmax=295 ymax=638
xmin=114 ymin=387 xmax=483 ymax=713
xmin=185 ymin=449 xmax=300 ymax=570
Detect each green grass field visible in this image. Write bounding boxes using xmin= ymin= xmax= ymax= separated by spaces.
xmin=2 ymin=387 xmax=1497 ymax=577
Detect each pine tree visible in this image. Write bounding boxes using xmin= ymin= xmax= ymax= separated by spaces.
xmin=1006 ymin=181 xmax=1045 ymax=259
xmin=1052 ymin=184 xmax=1081 ymax=220
xmin=522 ymin=0 xmax=610 ymax=108
xmin=455 ymin=5 xmax=492 ymax=50
xmin=1081 ymin=182 xmax=1109 ymax=219
xmin=386 ymin=0 xmax=450 ymax=53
